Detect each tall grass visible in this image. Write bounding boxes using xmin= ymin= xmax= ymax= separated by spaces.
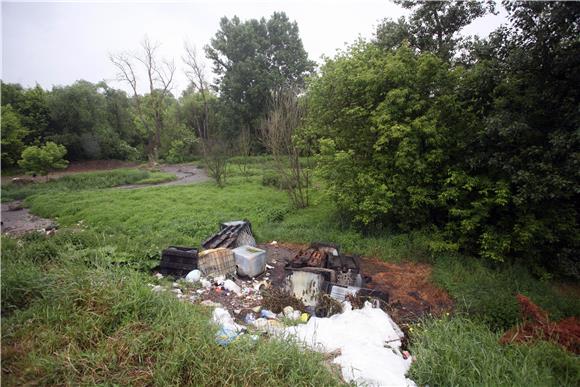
xmin=1 ymin=233 xmax=344 ymax=386
xmin=433 ymin=255 xmax=580 ymax=331
xmin=408 ymin=316 xmax=580 ymax=386
xmin=3 ymin=157 xmax=579 ymax=385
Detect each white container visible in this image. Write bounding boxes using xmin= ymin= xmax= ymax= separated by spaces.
xmin=232 ymin=245 xmax=267 ymax=277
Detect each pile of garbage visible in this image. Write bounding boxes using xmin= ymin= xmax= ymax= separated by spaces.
xmin=150 ymin=220 xmax=416 ymax=386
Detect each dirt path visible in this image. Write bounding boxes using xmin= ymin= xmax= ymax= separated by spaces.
xmin=1 ymin=201 xmax=56 ymax=236
xmin=1 ymin=160 xmax=138 ymax=185
xmin=117 ymin=164 xmax=210 ymax=189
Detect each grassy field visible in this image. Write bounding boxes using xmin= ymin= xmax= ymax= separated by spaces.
xmin=1 ymin=168 xmax=176 ymax=202
xmin=2 ymin=161 xmax=579 ymax=386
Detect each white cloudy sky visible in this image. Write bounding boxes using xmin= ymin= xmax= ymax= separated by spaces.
xmin=2 ymin=0 xmax=507 ymax=96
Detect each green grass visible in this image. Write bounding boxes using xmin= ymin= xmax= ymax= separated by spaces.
xmin=1 ymin=168 xmax=177 ymax=201
xmin=1 ymin=234 xmax=344 ymax=386
xmin=2 ymin=161 xmax=579 ymax=385
xmin=408 ymin=316 xmax=580 ymax=386
xmin=433 ymin=255 xmax=580 ymax=331
xmin=133 ymin=171 xmax=176 ymax=185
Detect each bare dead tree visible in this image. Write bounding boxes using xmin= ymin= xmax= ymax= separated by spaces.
xmin=110 ymin=37 xmax=175 ymax=163
xmin=260 ymin=88 xmax=310 ymax=208
xmin=236 ymin=126 xmax=252 ymax=179
xmin=183 ymin=42 xmax=229 ymax=186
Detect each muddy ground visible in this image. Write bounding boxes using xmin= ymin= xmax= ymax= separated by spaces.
xmin=183 ymin=242 xmax=453 ymax=327
xmin=1 ymin=201 xmax=55 ymax=235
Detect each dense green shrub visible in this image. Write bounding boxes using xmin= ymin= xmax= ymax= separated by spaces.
xmin=307 ymin=3 xmax=580 ymax=276
xmin=18 ymin=141 xmax=68 ymax=176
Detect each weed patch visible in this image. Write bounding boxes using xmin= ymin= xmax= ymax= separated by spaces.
xmin=409 ymin=316 xmax=580 ymax=387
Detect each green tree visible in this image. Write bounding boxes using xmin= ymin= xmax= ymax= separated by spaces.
xmin=1 ymin=105 xmax=29 ymax=167
xmin=110 ymin=37 xmax=176 ymax=162
xmin=376 ymin=0 xmax=495 ymax=61
xmin=46 ymin=81 xmax=115 ymax=160
xmin=1 ymin=82 xmax=50 ymax=143
xmin=309 ymin=2 xmax=579 ymax=277
xmin=308 ymin=42 xmax=471 ymax=229
xmin=18 ymin=141 xmax=68 ymax=176
xmin=205 ymin=12 xmax=315 ymax=142
xmin=445 ymin=1 xmax=580 ymax=273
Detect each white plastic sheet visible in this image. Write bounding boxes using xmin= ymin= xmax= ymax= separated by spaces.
xmin=286 ymin=302 xmax=416 ymax=387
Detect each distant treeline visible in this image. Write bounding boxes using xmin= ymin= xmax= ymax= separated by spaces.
xmin=1 ymin=11 xmax=314 ymax=166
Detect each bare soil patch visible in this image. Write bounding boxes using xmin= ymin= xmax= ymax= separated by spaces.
xmin=1 ymin=201 xmax=55 ymax=236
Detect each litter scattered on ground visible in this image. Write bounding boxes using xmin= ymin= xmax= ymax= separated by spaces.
xmin=213 ymin=307 xmax=245 ymax=346
xmin=185 ymin=269 xmax=201 ymax=283
xmin=202 ymin=220 xmax=256 ymax=249
xmin=150 ymin=220 xmax=454 ymax=385
xmin=159 ymin=246 xmax=198 ymax=276
xmin=198 ymin=248 xmax=237 ymax=277
xmin=285 ymin=301 xmax=416 ymax=387
xmin=232 ymin=245 xmax=266 ymax=277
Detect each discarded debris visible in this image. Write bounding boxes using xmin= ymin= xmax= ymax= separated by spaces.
xmin=197 ymin=248 xmax=237 ymax=277
xmin=285 ymin=270 xmax=324 ymax=307
xmin=262 ymin=287 xmax=306 ymax=314
xmin=202 ymin=220 xmax=256 ymax=249
xmin=285 ymin=302 xmax=415 ymax=387
xmin=233 ymin=245 xmax=267 ymax=277
xmin=213 ymin=307 xmax=245 ymax=346
xmin=159 ymin=246 xmax=198 ymax=276
xmin=185 ymin=269 xmax=202 ymax=283
xmin=260 ymin=309 xmax=278 ymax=319
xmin=223 ymin=279 xmax=242 ymax=296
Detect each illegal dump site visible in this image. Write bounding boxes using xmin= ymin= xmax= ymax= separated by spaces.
xmin=2 ymin=174 xmax=579 ymax=386
xmin=154 ymin=220 xmax=451 ymax=386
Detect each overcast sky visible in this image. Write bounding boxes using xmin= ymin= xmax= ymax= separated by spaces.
xmin=2 ymin=0 xmax=507 ymax=96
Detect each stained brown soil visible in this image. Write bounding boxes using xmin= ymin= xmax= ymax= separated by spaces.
xmin=260 ymin=242 xmax=453 ymax=325
xmin=360 ymin=257 xmax=453 ymax=324
xmin=500 ymin=294 xmax=580 ymax=354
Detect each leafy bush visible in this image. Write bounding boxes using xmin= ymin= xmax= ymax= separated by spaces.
xmin=165 ymin=138 xmax=197 ymax=164
xmin=307 ymin=6 xmax=580 ymax=275
xmin=1 ymin=104 xmax=29 ymax=167
xmin=262 ymin=173 xmax=281 ymax=188
xmin=18 ymin=141 xmax=68 ymax=176
xmin=261 ymin=173 xmax=297 ymax=190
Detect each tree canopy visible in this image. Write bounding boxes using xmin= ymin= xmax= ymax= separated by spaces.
xmin=308 ymin=1 xmax=580 ymax=277
xmin=205 ymin=11 xmax=315 ymax=140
